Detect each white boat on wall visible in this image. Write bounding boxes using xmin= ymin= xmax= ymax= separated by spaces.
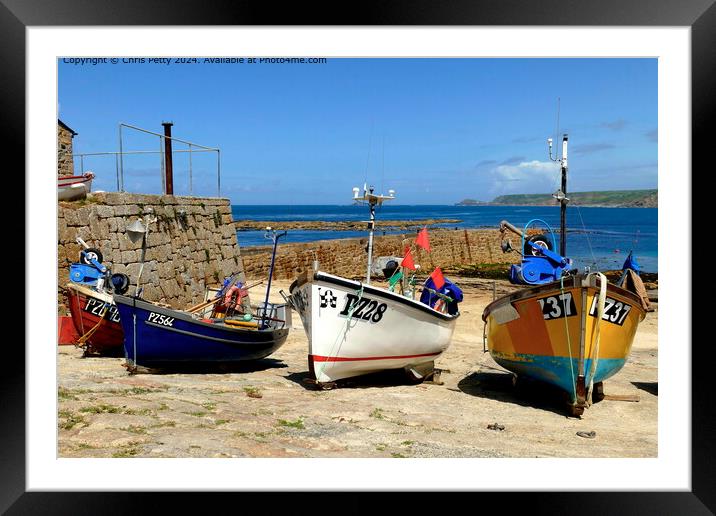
xmin=288 ymin=186 xmax=461 ymax=385
xmin=58 ymin=171 xmax=94 ymax=201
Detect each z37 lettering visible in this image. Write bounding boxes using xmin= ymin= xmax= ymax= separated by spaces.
xmin=538 ymin=292 xmax=575 ymax=320
xmin=589 ymin=296 xmax=632 ymax=326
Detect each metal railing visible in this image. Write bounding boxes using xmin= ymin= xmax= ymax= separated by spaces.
xmin=72 ymin=123 xmax=222 ymax=196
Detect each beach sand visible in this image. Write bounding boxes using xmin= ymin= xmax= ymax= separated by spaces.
xmin=57 ymin=276 xmax=657 ymax=459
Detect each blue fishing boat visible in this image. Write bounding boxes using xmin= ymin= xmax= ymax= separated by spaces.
xmin=113 ymin=294 xmax=290 ymax=370
xmin=114 ymin=227 xmax=291 ymax=371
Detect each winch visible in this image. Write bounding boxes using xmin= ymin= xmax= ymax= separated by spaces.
xmin=69 ymin=239 xmax=130 ymax=294
xmin=499 ymin=219 xmax=572 ymax=285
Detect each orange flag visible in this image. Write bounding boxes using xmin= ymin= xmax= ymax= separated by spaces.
xmin=430 ymin=267 xmax=445 ymax=290
xmin=401 ymin=246 xmax=416 ymax=270
xmin=415 ymin=227 xmax=431 ymax=252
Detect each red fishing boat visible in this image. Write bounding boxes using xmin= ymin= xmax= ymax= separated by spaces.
xmin=65 ymin=282 xmax=125 ymax=355
xmin=62 ymin=240 xmax=130 ymax=354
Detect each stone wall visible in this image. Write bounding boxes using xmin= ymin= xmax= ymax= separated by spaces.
xmin=58 ymin=124 xmax=74 ymax=176
xmin=58 ymin=192 xmax=247 ymax=311
xmin=240 ymin=228 xmax=515 ymax=281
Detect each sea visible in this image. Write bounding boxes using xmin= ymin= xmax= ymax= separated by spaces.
xmin=231 ymin=205 xmax=658 ymax=273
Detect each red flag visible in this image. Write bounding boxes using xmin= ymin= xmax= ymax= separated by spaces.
xmin=430 ymin=267 xmax=445 ymax=290
xmin=415 ymin=227 xmax=431 ymax=252
xmin=401 ymin=246 xmax=416 ymax=270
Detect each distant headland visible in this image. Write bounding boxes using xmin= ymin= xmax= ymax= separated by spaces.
xmin=456 ymin=189 xmax=657 ymax=208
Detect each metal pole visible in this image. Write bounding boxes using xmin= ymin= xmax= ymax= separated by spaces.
xmin=160 ymin=136 xmax=166 ymax=194
xmin=366 ymin=201 xmax=375 ymax=284
xmin=189 ymin=143 xmax=193 ymax=195
xmin=115 ymin=153 xmax=120 ymax=191
xmin=262 ymin=231 xmax=286 ymax=328
xmin=162 ymin=122 xmax=174 ymax=195
xmin=119 ymin=122 xmax=217 ymax=150
xmin=217 ymin=149 xmax=221 ymax=197
xmin=118 ymin=124 xmax=124 ymax=191
xmin=560 ymin=134 xmax=568 ymax=257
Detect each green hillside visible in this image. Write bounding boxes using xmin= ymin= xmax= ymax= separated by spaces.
xmin=488 ymin=189 xmax=657 ymax=207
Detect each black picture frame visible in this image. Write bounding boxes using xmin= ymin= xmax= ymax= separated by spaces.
xmin=6 ymin=1 xmax=713 ymax=513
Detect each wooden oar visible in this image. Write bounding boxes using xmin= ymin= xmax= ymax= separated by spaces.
xmin=187 ymin=280 xmax=264 ymax=313
xmin=187 ymin=296 xmax=222 ymax=314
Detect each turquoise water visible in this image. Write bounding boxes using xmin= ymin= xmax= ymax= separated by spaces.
xmin=232 ymin=205 xmax=658 ymax=273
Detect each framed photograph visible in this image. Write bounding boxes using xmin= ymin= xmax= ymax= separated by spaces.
xmin=8 ymin=0 xmax=711 ymax=512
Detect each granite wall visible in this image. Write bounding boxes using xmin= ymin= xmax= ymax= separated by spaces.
xmin=58 ymin=192 xmax=247 ymax=311
xmin=240 ymin=228 xmax=515 ymax=281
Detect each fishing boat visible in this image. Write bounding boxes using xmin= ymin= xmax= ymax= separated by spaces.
xmin=114 ymin=228 xmax=291 ymax=371
xmin=66 ymin=283 xmax=125 ymax=354
xmin=63 ymin=239 xmax=130 ymax=355
xmin=481 ymin=134 xmax=648 ymax=415
xmin=58 ymin=171 xmax=94 ymax=201
xmin=288 ymin=185 xmax=461 ymax=386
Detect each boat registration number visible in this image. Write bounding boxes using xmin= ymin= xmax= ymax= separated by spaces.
xmin=339 ymin=294 xmax=388 ymax=323
xmin=538 ymin=292 xmax=577 ymax=320
xmin=589 ymin=296 xmax=632 ymax=326
xmin=83 ymin=297 xmax=120 ymax=323
xmin=147 ymin=312 xmax=175 ymax=327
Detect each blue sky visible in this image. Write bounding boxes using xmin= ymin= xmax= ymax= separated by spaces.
xmin=58 ymin=58 xmax=657 ymax=205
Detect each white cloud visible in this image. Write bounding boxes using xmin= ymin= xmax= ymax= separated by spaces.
xmin=488 ymin=160 xmax=560 ymax=196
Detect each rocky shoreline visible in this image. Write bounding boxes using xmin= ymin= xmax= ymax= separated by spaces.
xmin=234 ymin=218 xmax=462 ymax=231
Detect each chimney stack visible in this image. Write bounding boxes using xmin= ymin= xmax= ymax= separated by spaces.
xmin=162 ymin=122 xmax=174 ymax=195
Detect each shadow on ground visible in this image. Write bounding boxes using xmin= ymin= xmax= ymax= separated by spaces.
xmin=130 ymin=358 xmax=288 ymax=375
xmin=284 ymin=368 xmax=427 ymax=391
xmin=458 ymin=369 xmax=576 ymax=416
xmin=632 ymin=381 xmax=658 ymax=396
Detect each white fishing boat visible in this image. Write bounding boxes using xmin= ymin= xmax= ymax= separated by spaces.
xmin=58 ymin=171 xmax=94 ymax=201
xmin=288 ymin=185 xmax=461 ymax=385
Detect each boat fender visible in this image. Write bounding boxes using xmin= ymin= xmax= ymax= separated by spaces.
xmin=110 ymin=273 xmax=130 ymax=295
xmin=223 ymin=285 xmax=247 ymax=305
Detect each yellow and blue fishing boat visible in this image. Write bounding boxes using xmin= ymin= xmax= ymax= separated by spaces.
xmin=482 ymin=273 xmax=646 ymax=415
xmin=482 ymin=134 xmax=649 ymax=415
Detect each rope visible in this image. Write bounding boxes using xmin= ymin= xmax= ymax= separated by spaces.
xmin=317 ymin=284 xmax=365 ymax=381
xmin=74 ymin=288 xmax=86 ymax=336
xmin=586 ymin=272 xmax=607 ymax=405
xmin=575 ymin=205 xmax=598 ymax=271
xmin=76 ymin=302 xmax=110 ymax=346
xmin=560 ymin=276 xmax=577 ymax=404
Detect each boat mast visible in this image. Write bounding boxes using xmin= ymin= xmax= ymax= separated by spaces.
xmin=353 ymin=184 xmax=395 ymax=285
xmin=549 ymin=134 xmax=569 ymax=256
xmin=262 ymin=227 xmax=287 ymax=327
xmin=366 ymin=194 xmax=377 ymax=284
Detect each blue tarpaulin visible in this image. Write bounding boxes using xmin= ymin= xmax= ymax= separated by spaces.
xmin=420 ymin=277 xmax=463 ymax=315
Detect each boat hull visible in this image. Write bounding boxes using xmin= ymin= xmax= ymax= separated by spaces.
xmin=483 ymin=274 xmax=646 ymax=404
xmin=289 ymin=271 xmax=459 ymax=383
xmin=58 ymin=175 xmax=93 ymax=201
xmin=66 ymin=283 xmax=124 ymax=354
xmin=113 ymin=294 xmax=289 ymax=369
